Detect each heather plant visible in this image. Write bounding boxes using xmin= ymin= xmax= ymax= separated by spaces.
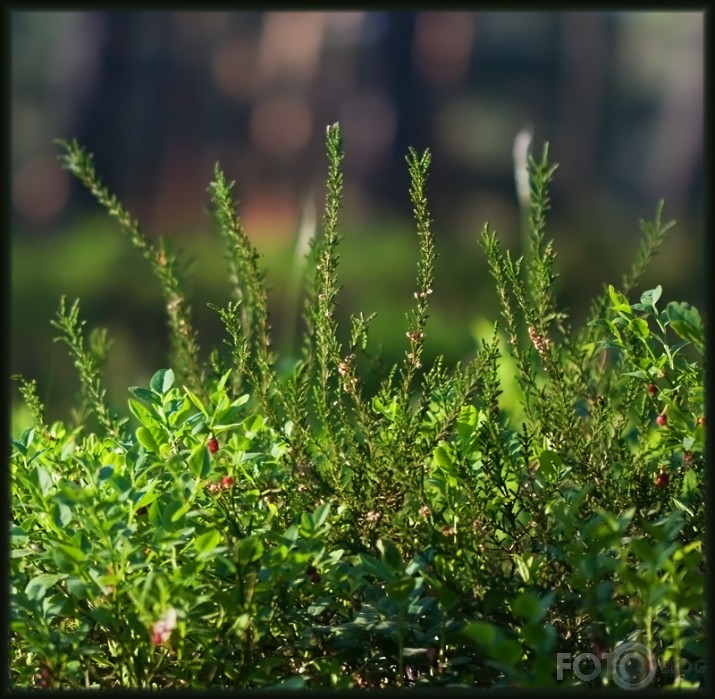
xmin=9 ymin=124 xmax=705 ymax=689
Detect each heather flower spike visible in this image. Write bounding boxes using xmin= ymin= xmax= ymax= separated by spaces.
xmin=151 ymin=607 xmax=177 ymax=646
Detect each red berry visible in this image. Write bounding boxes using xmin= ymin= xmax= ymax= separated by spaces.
xmin=305 ymin=565 xmax=320 ymax=583
xmin=656 ymin=471 xmax=669 ymax=489
xmin=208 ymin=436 xmax=219 ymax=454
xmin=647 ymin=383 xmax=658 ymax=396
xmin=656 ymin=414 xmax=668 ymax=427
xmin=221 ymin=475 xmax=234 ymax=489
xmin=38 ymin=665 xmax=52 ymax=688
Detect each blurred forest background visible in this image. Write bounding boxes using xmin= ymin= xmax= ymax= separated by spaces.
xmin=11 ymin=10 xmax=704 ymax=425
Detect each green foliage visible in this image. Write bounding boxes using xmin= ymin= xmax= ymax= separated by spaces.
xmin=49 ymin=297 xmax=126 ymax=441
xmin=207 ymin=163 xmax=276 ymax=410
xmin=10 ymin=125 xmax=705 ymax=689
xmin=56 ymin=139 xmax=205 ymax=393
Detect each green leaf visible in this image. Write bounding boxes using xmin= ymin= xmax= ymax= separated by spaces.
xmin=150 ymin=368 xmax=175 ymax=394
xmin=51 ymin=502 xmax=73 ymax=528
xmin=111 ymin=474 xmax=133 ymax=497
xmin=35 ymin=465 xmax=54 ymax=497
xmin=456 ymin=405 xmax=478 ymax=442
xmin=522 ymin=622 xmax=556 ymax=654
xmin=213 ymin=406 xmax=244 ymax=428
xmin=64 ymin=576 xmax=89 ymax=600
xmin=21 ymin=427 xmax=35 ymax=448
xmin=216 ymin=368 xmax=232 ymax=391
xmin=377 ymin=538 xmax=403 ymax=572
xmin=189 ymin=443 xmax=211 ymax=479
xmin=164 ymin=397 xmax=187 ymax=417
xmin=372 ymin=396 xmax=397 ymax=420
xmin=237 ymin=536 xmax=264 ymax=564
xmin=461 ymin=620 xmax=496 ymax=647
xmin=673 ymin=492 xmax=696 ymax=515
xmin=537 ymin=449 xmax=562 ymax=481
xmin=98 ymin=465 xmax=114 ymax=480
xmin=385 ymin=577 xmax=415 ymax=604
xmin=490 ymin=637 xmax=523 ymax=668
xmin=242 ymin=414 xmax=264 ymax=437
xmin=434 ymin=581 xmax=459 ymax=610
xmin=433 ymin=443 xmax=454 ymax=469
xmin=136 ymin=427 xmax=159 ymax=453
xmin=513 ymin=555 xmax=531 ymax=584
xmin=234 ymin=394 xmax=250 ymax=407
xmin=128 ymin=386 xmax=161 ymax=405
xmin=134 ymin=485 xmax=159 ymax=510
xmin=25 ymin=573 xmax=63 ymax=601
xmin=629 ymin=317 xmax=650 ymax=339
xmin=10 ymin=439 xmax=26 ymax=456
xmin=666 ymin=302 xmax=704 ymax=352
xmin=170 ymin=501 xmax=193 ymax=523
xmin=629 ymin=537 xmax=659 ymax=569
xmin=158 ymin=497 xmax=184 ymax=526
xmin=640 ymin=285 xmax=662 ymax=308
xmin=128 ymin=398 xmax=160 ymax=429
xmin=42 ymin=593 xmax=69 ymax=620
xmin=607 ymin=285 xmax=632 ymax=314
xmin=622 ymin=370 xmax=650 ymax=380
xmin=184 ymin=385 xmax=208 ymax=416
xmin=57 ymin=543 xmax=85 ymax=563
xmin=312 ymin=502 xmax=331 ymax=529
xmin=186 ymin=412 xmax=207 ymax=434
xmin=169 ymin=402 xmax=193 ymax=427
xmin=356 ymin=553 xmax=397 ymax=583
xmin=512 ymin=592 xmax=542 ymax=622
xmin=194 ymin=529 xmax=222 ymax=556
xmin=403 ymin=647 xmax=433 ymax=660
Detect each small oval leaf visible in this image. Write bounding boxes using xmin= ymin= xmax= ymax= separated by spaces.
xmin=150 ymin=368 xmax=175 ymax=394
xmin=136 ymin=427 xmax=159 ymax=453
xmin=128 ymin=386 xmax=161 ymax=405
xmin=194 ymin=529 xmax=222 ymax=556
xmin=640 ymin=285 xmax=662 ymax=308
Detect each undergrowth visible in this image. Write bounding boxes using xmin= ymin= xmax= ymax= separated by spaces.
xmin=9 ymin=124 xmax=705 ymax=690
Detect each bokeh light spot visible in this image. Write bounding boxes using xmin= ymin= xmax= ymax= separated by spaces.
xmin=212 ymin=38 xmax=260 ymax=100
xmin=340 ymin=90 xmax=396 ymax=167
xmin=13 ymin=155 xmax=71 ymax=221
xmin=249 ymin=95 xmax=313 ymax=157
xmin=413 ymin=12 xmax=475 ymax=86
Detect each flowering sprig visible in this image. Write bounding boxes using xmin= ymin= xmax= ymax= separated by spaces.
xmin=150 ymin=608 xmax=177 ymax=646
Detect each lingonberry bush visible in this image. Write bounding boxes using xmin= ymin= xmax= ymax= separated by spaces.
xmin=10 ymin=124 xmax=705 ymax=689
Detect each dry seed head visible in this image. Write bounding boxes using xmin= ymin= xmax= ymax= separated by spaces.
xmin=528 ymin=325 xmax=552 ymax=357
xmin=167 ymin=296 xmax=180 ymax=314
